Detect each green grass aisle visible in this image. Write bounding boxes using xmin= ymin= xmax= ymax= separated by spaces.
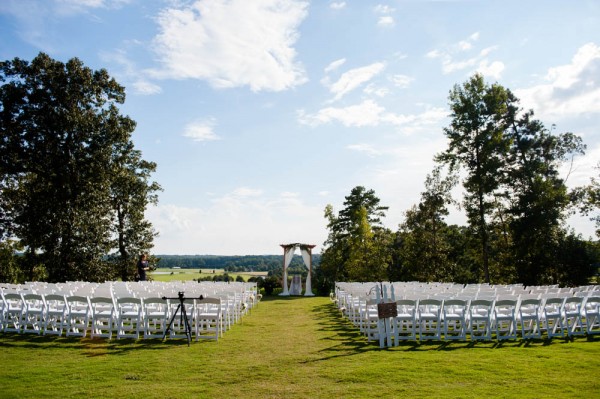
xmin=1 ymin=296 xmax=599 ymax=398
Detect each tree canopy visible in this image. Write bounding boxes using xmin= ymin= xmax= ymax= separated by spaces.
xmin=315 ymin=75 xmax=597 ymax=291
xmin=0 ymin=53 xmax=160 ymax=282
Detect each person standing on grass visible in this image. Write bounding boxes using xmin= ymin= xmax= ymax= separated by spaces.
xmin=136 ymin=254 xmax=150 ymax=281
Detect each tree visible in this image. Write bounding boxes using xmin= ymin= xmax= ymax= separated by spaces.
xmin=505 ymin=111 xmax=585 ymax=285
xmin=396 ymin=167 xmax=458 ymax=281
xmin=0 ymin=240 xmax=23 ymax=283
xmin=0 ymin=53 xmax=159 ymax=282
xmin=437 ymin=73 xmax=590 ymax=286
xmin=575 ymin=162 xmax=600 ymax=239
xmin=109 ymin=144 xmax=161 ymax=281
xmin=437 ymin=74 xmax=516 ymax=283
xmin=320 ymin=186 xmax=392 ymax=285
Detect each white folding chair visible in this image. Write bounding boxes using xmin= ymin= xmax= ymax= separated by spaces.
xmin=217 ymin=293 xmax=235 ymax=332
xmin=143 ymin=297 xmax=169 ymax=339
xmin=418 ymin=299 xmax=442 ymax=340
xmin=443 ymin=299 xmax=468 ymax=341
xmin=21 ymin=293 xmax=46 ymax=335
xmin=195 ymin=297 xmax=222 ymax=341
xmin=494 ymin=299 xmax=518 ymax=340
xmin=393 ymin=299 xmax=417 ymax=341
xmin=90 ymin=296 xmax=116 ymax=339
xmin=116 ymin=297 xmax=142 ymax=339
xmin=361 ymin=299 xmax=381 ymax=342
xmin=43 ymin=294 xmax=67 ymax=336
xmin=563 ymin=296 xmax=585 ymax=337
xmin=518 ymin=298 xmax=542 ymax=339
xmin=66 ymin=295 xmax=91 ymax=337
xmin=469 ymin=299 xmax=494 ymax=341
xmin=542 ymin=297 xmax=566 ymax=338
xmin=0 ymin=292 xmax=6 ymax=331
xmin=584 ymin=296 xmax=600 ymax=335
xmin=3 ymin=292 xmax=25 ymax=333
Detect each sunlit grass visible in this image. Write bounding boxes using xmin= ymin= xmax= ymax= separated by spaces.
xmin=150 ymin=268 xmax=267 ymax=282
xmin=1 ymin=296 xmax=599 ymax=398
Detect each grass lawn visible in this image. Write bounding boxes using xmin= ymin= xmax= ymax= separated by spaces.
xmin=0 ymin=296 xmax=599 ymax=398
xmin=150 ymin=268 xmax=267 ymax=282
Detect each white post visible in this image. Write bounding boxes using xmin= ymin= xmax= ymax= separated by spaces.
xmin=376 ymin=285 xmax=385 ymax=348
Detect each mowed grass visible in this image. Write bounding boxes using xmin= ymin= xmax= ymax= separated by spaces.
xmin=1 ymin=296 xmax=599 ymax=398
xmin=150 ymin=268 xmax=267 ymax=282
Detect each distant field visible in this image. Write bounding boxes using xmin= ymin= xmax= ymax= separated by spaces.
xmin=150 ymin=268 xmax=268 ymax=282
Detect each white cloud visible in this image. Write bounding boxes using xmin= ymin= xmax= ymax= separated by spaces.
xmin=324 ymin=58 xmax=346 ymax=73
xmin=326 ymin=62 xmax=386 ymax=101
xmin=150 ymin=0 xmax=309 ymax=92
xmin=182 ymin=119 xmax=220 ymax=142
xmin=457 ymin=40 xmax=472 ymax=51
xmin=330 ymin=1 xmax=346 ymax=10
xmin=347 ymin=143 xmax=382 ymax=157
xmin=132 ymin=80 xmax=162 ymax=95
xmin=54 ymin=0 xmax=132 ymax=15
xmin=298 ymin=99 xmax=386 ymax=127
xmin=298 ymin=100 xmax=447 ymax=131
xmin=377 ymin=16 xmax=394 ymax=27
xmin=426 ymin=33 xmax=504 ymax=79
xmin=374 ymin=4 xmax=395 ymax=14
xmin=516 ymin=42 xmax=600 ymax=118
xmin=58 ymin=0 xmax=104 ymax=8
xmin=363 ymin=83 xmax=390 ymax=97
xmin=391 ymin=74 xmax=414 ymax=88
xmin=374 ymin=4 xmax=394 ymax=27
xmin=476 ymin=60 xmax=505 ymax=80
xmin=100 ymin=49 xmax=164 ymax=96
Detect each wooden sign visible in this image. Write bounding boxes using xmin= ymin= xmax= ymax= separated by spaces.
xmin=377 ymin=302 xmax=398 ymax=319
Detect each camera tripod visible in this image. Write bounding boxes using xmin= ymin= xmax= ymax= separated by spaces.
xmin=162 ymin=292 xmax=204 ymax=346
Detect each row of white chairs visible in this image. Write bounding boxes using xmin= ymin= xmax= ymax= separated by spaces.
xmin=0 ymin=293 xmax=240 ymax=341
xmin=0 ymin=281 xmax=259 ymax=342
xmin=335 ymin=282 xmax=600 ymax=346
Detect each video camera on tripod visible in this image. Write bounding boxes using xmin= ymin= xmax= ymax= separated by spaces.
xmin=162 ymin=291 xmax=204 ymax=346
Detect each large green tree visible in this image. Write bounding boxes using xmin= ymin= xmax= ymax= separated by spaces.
xmin=396 ymin=166 xmax=459 ymax=282
xmin=575 ymin=162 xmax=600 ymax=239
xmin=0 ymin=53 xmax=159 ymax=282
xmin=320 ymin=186 xmax=392 ymax=286
xmin=437 ymin=74 xmax=514 ymax=283
xmin=109 ymin=143 xmax=161 ymax=281
xmin=437 ymin=74 xmax=590 ymax=286
xmin=505 ymin=110 xmax=585 ymax=285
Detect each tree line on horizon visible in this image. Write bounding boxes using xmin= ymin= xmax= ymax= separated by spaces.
xmin=0 ymin=54 xmax=598 ymax=288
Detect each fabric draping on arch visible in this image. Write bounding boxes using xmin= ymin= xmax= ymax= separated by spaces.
xmin=281 ymin=245 xmax=297 ymax=295
xmin=300 ymin=247 xmax=313 ymax=296
xmin=279 ymin=243 xmax=316 ymax=296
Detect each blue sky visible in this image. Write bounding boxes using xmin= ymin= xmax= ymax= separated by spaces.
xmin=1 ymin=0 xmax=599 ymax=255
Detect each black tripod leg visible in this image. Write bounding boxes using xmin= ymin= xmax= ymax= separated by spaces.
xmin=181 ymin=304 xmax=192 ymax=346
xmin=163 ymin=303 xmax=182 ymax=340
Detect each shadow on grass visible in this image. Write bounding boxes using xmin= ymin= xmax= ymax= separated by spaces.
xmin=305 ymin=302 xmax=379 ymax=362
xmin=0 ymin=331 xmax=201 ymax=356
